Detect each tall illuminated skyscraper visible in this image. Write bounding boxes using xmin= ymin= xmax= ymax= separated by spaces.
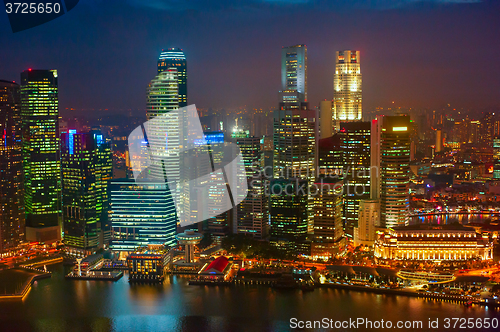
xmin=311 ymin=178 xmax=344 ymax=259
xmin=372 ymin=116 xmax=411 ymax=228
xmin=281 ymin=44 xmax=307 ymax=103
xmin=269 ymin=179 xmax=308 ymax=255
xmin=0 ymin=80 xmax=24 ymax=253
xmin=275 ymin=45 xmax=317 ymax=234
xmin=235 ymin=134 xmax=268 ymax=240
xmin=20 ymin=69 xmax=61 ymax=243
xmin=61 ymin=131 xmax=113 ymax=255
xmin=145 ymin=69 xmax=180 ymax=182
xmin=157 ymin=48 xmax=187 ymax=107
xmin=340 ymin=121 xmax=371 ymax=238
xmin=333 ymin=50 xmax=362 ymax=121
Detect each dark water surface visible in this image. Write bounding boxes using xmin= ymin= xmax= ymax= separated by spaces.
xmin=0 ymin=264 xmax=499 ymax=331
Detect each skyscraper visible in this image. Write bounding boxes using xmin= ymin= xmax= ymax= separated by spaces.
xmin=281 ymin=45 xmax=307 ymax=103
xmin=109 ymin=179 xmax=177 ymax=254
xmin=61 ymin=131 xmax=98 ymax=254
xmin=61 ymin=131 xmax=112 ymax=255
xmin=311 ymin=178 xmax=344 ymax=259
xmin=145 ymin=69 xmax=180 ymax=198
xmin=157 ymin=48 xmax=187 ymax=107
xmin=275 ymin=45 xmax=317 ymax=234
xmin=235 ymin=134 xmax=268 ymax=240
xmin=269 ymin=179 xmax=308 ymax=255
xmin=20 ymin=69 xmax=61 ymax=243
xmin=333 ymin=50 xmax=362 ymax=122
xmin=340 ymin=122 xmax=371 ymax=238
xmin=0 ymin=80 xmax=24 ymax=253
xmin=372 ymin=116 xmax=411 ymax=229
xmin=273 ymin=106 xmax=318 ymax=182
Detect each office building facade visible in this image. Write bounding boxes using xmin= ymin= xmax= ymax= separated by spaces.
xmin=62 ymin=131 xmax=112 ymax=255
xmin=340 ymin=121 xmax=371 ymax=238
xmin=20 ymin=69 xmax=61 ymax=243
xmin=333 ymin=50 xmax=362 ymax=121
xmin=269 ymin=179 xmax=308 ymax=255
xmin=311 ymin=178 xmax=345 ymax=259
xmin=109 ymin=179 xmax=177 ymax=253
xmin=373 ymin=116 xmax=411 ymax=228
xmin=0 ymin=80 xmax=24 ymax=253
xmin=157 ymin=48 xmax=187 ymax=107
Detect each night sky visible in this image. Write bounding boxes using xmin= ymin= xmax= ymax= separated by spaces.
xmin=0 ymin=0 xmax=499 ymax=116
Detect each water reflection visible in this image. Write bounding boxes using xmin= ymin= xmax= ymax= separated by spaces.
xmin=412 ymin=213 xmax=497 ymax=225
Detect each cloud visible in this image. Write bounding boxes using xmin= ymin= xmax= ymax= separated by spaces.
xmin=126 ymin=0 xmax=482 ymax=11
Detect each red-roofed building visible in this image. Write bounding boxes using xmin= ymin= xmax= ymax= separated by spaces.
xmin=198 ymin=256 xmax=232 ymax=281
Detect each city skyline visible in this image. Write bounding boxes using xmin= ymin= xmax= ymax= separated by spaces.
xmin=1 ymin=2 xmax=500 ymax=330
xmin=0 ymin=1 xmax=499 ymax=114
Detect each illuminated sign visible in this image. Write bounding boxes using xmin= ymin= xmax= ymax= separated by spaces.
xmin=392 ymin=127 xmax=407 ymax=132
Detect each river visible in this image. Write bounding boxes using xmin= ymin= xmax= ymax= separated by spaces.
xmin=0 ymin=264 xmax=499 ymax=331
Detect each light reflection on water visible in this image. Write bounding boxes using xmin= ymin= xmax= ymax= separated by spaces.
xmin=412 ymin=213 xmax=497 ymax=225
xmin=0 ymin=239 xmax=499 ymax=331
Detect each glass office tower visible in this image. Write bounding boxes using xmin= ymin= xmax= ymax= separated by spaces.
xmin=20 ymin=69 xmax=61 ymax=243
xmin=340 ymin=121 xmax=371 ymax=238
xmin=109 ymin=179 xmax=177 ymax=253
xmin=157 ymin=48 xmax=187 ymax=107
xmin=61 ymin=131 xmax=112 ymax=255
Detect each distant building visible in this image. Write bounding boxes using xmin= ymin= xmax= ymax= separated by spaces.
xmin=0 ymin=80 xmax=24 ymax=253
xmin=333 ymin=50 xmax=362 ymax=122
xmin=157 ymin=48 xmax=187 ymax=107
xmin=127 ymin=245 xmax=170 ymax=282
xmin=353 ymin=199 xmax=379 ymax=247
xmin=109 ymin=179 xmax=177 ymax=254
xmin=281 ymin=45 xmax=307 ymax=103
xmin=20 ymin=69 xmax=61 ymax=243
xmin=375 ymin=224 xmax=493 ymax=261
xmin=493 ymin=136 xmax=500 ymax=179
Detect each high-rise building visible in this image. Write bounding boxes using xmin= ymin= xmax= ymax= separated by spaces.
xmin=235 ymin=134 xmax=268 ymax=240
xmin=275 ymin=46 xmax=317 ymax=234
xmin=20 ymin=69 xmax=61 ymax=243
xmin=311 ymin=178 xmax=345 ymax=259
xmin=372 ymin=116 xmax=411 ymax=229
xmin=269 ymin=179 xmax=308 ymax=255
xmin=281 ymin=45 xmax=307 ymax=103
xmin=92 ymin=128 xmax=113 ymax=246
xmin=480 ymin=112 xmax=494 ymax=146
xmin=353 ymin=199 xmax=379 ymax=247
xmin=61 ymin=131 xmax=97 ymax=254
xmin=109 ymin=179 xmax=177 ymax=254
xmin=273 ymin=106 xmax=318 ymax=182
xmin=340 ymin=122 xmax=371 ymax=238
xmin=0 ymin=80 xmax=24 ymax=253
xmin=61 ymin=131 xmax=112 ymax=255
xmin=333 ymin=50 xmax=362 ymax=122
xmin=157 ymin=48 xmax=187 ymax=107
